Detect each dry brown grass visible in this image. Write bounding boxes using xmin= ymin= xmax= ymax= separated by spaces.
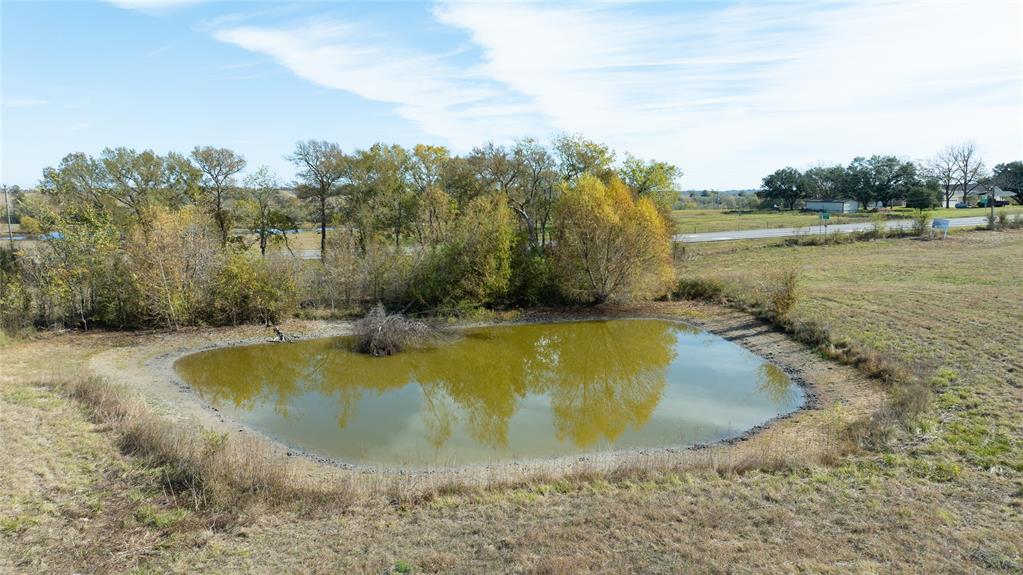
xmin=51 ymin=376 xmax=349 ymax=513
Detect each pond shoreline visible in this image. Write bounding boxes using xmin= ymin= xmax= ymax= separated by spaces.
xmin=80 ymin=302 xmax=832 ymax=476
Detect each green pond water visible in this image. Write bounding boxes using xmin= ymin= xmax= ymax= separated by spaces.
xmin=174 ymin=319 xmax=802 ymax=467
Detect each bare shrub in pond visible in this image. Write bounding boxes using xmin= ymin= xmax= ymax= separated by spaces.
xmin=354 ymin=303 xmax=448 ymax=356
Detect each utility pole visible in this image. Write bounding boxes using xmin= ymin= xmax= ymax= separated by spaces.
xmin=989 ymin=186 xmax=996 ymax=230
xmin=3 ymin=185 xmax=13 ymax=250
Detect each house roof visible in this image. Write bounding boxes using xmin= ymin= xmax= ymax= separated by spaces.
xmin=963 ymin=183 xmax=1004 ymax=195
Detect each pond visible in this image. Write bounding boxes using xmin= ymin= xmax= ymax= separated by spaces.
xmin=174 ymin=319 xmax=803 ymax=467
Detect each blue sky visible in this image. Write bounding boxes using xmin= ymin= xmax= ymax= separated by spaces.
xmin=2 ymin=0 xmax=1020 ymax=189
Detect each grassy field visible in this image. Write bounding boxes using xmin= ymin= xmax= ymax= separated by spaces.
xmin=2 ymin=230 xmax=1022 ymax=573
xmin=672 ymin=206 xmax=1019 ymax=234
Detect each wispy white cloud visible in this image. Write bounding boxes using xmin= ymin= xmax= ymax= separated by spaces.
xmin=436 ymin=0 xmax=1021 ymax=187
xmin=3 ymin=98 xmax=48 ymax=108
xmin=106 ymin=0 xmax=204 ymax=14
xmin=212 ymin=20 xmax=544 ymax=148
xmin=208 ymin=1 xmax=1020 ymax=188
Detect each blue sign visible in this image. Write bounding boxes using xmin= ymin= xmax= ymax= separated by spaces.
xmin=932 ymin=219 xmax=950 ymax=230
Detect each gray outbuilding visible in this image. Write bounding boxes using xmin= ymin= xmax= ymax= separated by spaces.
xmin=804 ymin=199 xmax=858 ymax=213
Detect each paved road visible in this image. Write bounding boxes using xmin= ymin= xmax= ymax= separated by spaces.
xmin=674 ymin=216 xmax=988 ymax=243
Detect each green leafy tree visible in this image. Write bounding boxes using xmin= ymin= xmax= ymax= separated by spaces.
xmin=905 ymin=181 xmax=942 ymax=209
xmin=843 ymin=157 xmax=876 ymax=208
xmin=408 ymin=144 xmax=451 ymax=244
xmin=510 ymin=138 xmax=559 ymax=250
xmin=865 ymin=155 xmax=917 ymax=207
xmin=991 ymin=161 xmax=1023 ymax=205
xmin=238 ymin=167 xmax=296 ymax=257
xmin=802 ymin=165 xmax=846 ymax=200
xmin=40 ymin=153 xmax=110 ymax=213
xmin=618 ymin=154 xmax=682 ymax=215
xmin=553 ymin=134 xmax=615 ymax=183
xmin=345 ymin=144 xmax=416 ymax=249
xmin=759 ymin=167 xmax=806 ymax=210
xmin=190 ymin=146 xmax=246 ymax=244
xmin=100 ymin=147 xmax=169 ymax=233
xmin=289 ymin=140 xmax=348 ymax=259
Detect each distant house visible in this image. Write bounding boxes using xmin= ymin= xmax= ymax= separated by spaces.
xmin=963 ymin=184 xmax=1006 ymax=200
xmin=805 ymin=199 xmax=858 ymax=213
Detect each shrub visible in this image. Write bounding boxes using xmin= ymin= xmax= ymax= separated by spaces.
xmin=905 ymin=184 xmax=941 ymax=209
xmin=125 ymin=206 xmax=220 ymax=329
xmin=553 ymin=175 xmax=675 ymax=303
xmin=17 ymin=215 xmax=44 ymax=235
xmin=209 ymin=251 xmax=298 ymax=325
xmin=353 ymin=303 xmax=447 ymax=356
xmin=410 ymin=195 xmax=513 ymax=309
xmin=507 ymin=238 xmax=559 ymax=306
xmin=997 ymin=211 xmax=1009 ymax=229
xmin=673 ymin=277 xmax=724 ymax=302
xmin=768 ymin=269 xmax=799 ymax=318
xmin=910 ymin=209 xmax=932 ymax=237
xmin=0 ymin=249 xmax=32 ymax=333
xmin=867 ymin=211 xmax=888 ymax=239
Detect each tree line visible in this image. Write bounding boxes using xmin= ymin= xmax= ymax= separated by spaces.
xmin=0 ymin=135 xmax=681 ymax=332
xmin=758 ymin=144 xmax=1022 ymax=210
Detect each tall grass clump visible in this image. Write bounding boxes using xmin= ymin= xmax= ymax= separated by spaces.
xmin=768 ymin=268 xmax=799 ymax=319
xmin=672 ymin=277 xmax=724 ymax=302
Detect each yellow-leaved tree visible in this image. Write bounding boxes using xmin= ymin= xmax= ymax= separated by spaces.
xmin=553 ymin=175 xmax=675 ymax=303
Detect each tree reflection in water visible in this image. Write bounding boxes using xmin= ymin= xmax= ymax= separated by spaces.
xmin=756 ymin=363 xmax=796 ymax=406
xmin=176 ymin=320 xmax=682 ymax=449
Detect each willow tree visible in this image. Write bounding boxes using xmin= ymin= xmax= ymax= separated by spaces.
xmin=552 ymin=175 xmax=674 ymax=303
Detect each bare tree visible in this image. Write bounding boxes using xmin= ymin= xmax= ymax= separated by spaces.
xmin=928 ymin=146 xmax=960 ymax=208
xmin=288 ymin=141 xmax=348 ymax=260
xmin=951 ymin=143 xmax=987 ymax=206
xmin=191 ymin=146 xmax=246 ymax=244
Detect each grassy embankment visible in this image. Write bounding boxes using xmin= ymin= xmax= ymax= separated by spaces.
xmin=2 ymin=229 xmax=1022 ymax=573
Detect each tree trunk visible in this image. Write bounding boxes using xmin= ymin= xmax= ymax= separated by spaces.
xmin=320 ymin=194 xmax=327 ymax=261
